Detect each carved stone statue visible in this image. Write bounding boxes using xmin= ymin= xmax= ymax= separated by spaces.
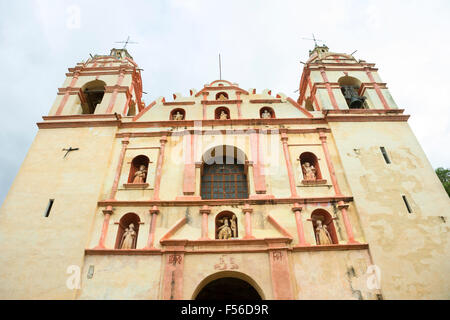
xmin=261 ymin=110 xmax=271 ymax=119
xmin=219 ymin=110 xmax=229 ymax=120
xmin=132 ymin=165 xmax=147 ymax=184
xmin=302 ymin=162 xmax=316 ymax=181
xmin=217 ymin=217 xmax=232 ymax=239
xmin=314 ymin=220 xmax=332 ymax=245
xmin=230 ymin=215 xmax=237 ymax=238
xmin=120 ymin=223 xmax=136 ymax=249
xmin=173 ymin=111 xmax=184 ymax=120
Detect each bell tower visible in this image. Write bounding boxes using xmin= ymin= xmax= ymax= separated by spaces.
xmin=49 ymin=48 xmax=144 ymax=117
xmin=298 ymin=45 xmax=398 ymax=111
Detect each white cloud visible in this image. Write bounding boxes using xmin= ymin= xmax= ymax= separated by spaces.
xmin=0 ymin=0 xmax=449 ymax=204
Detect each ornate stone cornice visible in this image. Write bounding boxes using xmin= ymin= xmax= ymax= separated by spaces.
xmin=97 ymin=196 xmax=354 ymax=208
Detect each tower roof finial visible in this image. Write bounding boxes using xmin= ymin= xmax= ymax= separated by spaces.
xmin=301 ymin=34 xmax=329 ymax=57
xmin=302 ymin=34 xmax=324 ymax=48
xmin=115 ymin=36 xmax=138 ymax=49
xmin=111 ymin=36 xmax=138 ymax=59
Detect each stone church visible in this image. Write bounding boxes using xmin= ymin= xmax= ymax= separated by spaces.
xmin=0 ymin=45 xmax=448 ymax=300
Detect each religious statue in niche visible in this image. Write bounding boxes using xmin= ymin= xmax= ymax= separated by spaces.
xmin=132 ymin=165 xmax=147 ymax=184
xmin=172 ymin=111 xmax=184 ymax=120
xmin=261 ymin=110 xmax=271 ymax=119
xmin=120 ymin=223 xmax=136 ymax=249
xmin=314 ymin=219 xmax=332 ymax=245
xmin=219 ymin=110 xmax=229 ymax=120
xmin=301 ymin=162 xmax=317 ymax=181
xmin=217 ymin=93 xmax=228 ymax=100
xmin=217 ymin=217 xmax=233 ymax=239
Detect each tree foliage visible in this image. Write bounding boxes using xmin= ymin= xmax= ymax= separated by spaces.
xmin=435 ymin=167 xmax=450 ymax=197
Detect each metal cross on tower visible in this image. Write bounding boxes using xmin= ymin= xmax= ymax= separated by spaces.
xmin=115 ymin=36 xmax=138 ymax=49
xmin=301 ymin=34 xmax=324 ymax=47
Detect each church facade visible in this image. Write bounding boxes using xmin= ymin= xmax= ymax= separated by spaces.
xmin=0 ymin=46 xmax=448 ymax=300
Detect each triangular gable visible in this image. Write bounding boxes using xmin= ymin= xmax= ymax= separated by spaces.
xmin=159 ymin=214 xmax=293 ymax=242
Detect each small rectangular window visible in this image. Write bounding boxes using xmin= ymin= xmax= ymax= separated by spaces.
xmin=380 ymin=147 xmax=391 ymax=164
xmin=87 ymin=265 xmax=95 ymax=279
xmin=402 ymin=195 xmax=412 ymax=214
xmin=44 ymin=199 xmax=55 ymax=217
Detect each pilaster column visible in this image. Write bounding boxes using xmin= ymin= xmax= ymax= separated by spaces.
xmin=292 ymin=203 xmax=310 ymax=246
xmin=106 ymin=67 xmax=126 ymax=113
xmin=195 ymin=162 xmax=202 ymax=197
xmin=183 ymin=132 xmax=194 ymax=195
xmin=109 ymin=137 xmax=129 ymax=200
xmin=202 ymin=93 xmax=208 ymax=120
xmin=281 ymin=132 xmax=298 ymax=198
xmin=250 ymin=131 xmax=267 ymax=195
xmin=153 ymin=135 xmax=168 ymax=200
xmin=55 ymin=71 xmax=80 ymax=115
xmin=338 ymin=201 xmax=359 ymax=244
xmin=199 ymin=205 xmax=211 ymax=240
xmin=180 ymin=132 xmax=199 ymax=199
xmin=145 ymin=206 xmax=160 ymax=249
xmin=319 ymin=67 xmax=339 ymax=110
xmin=94 ymin=206 xmax=113 ymax=249
xmin=236 ymin=92 xmax=242 ymax=119
xmin=246 ymin=161 xmax=257 ymax=197
xmin=308 ymin=78 xmax=321 ymax=111
xmin=364 ymin=67 xmax=389 ymax=110
xmin=319 ymin=132 xmax=342 ymax=196
xmin=242 ymin=204 xmax=255 ymax=239
xmin=122 ymin=87 xmax=133 ymax=115
xmin=162 ymin=251 xmax=185 ymax=300
xmin=268 ymin=247 xmax=294 ymax=300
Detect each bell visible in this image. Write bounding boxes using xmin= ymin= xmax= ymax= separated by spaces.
xmin=341 ymin=86 xmax=354 ymax=100
xmin=349 ymin=96 xmax=365 ymax=109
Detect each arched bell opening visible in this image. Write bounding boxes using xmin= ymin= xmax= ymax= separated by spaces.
xmin=127 ymin=100 xmax=136 ymax=116
xmin=80 ymin=80 xmax=106 ymax=114
xmin=305 ymin=98 xmax=315 ymax=111
xmin=338 ymin=76 xmax=367 ymax=109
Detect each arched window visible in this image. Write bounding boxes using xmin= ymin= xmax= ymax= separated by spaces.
xmin=215 ymin=92 xmax=229 ymax=100
xmin=215 ymin=107 xmax=230 ymax=120
xmin=338 ymin=76 xmax=367 ymax=109
xmin=260 ymin=107 xmax=275 ymax=119
xmin=128 ymin=155 xmax=150 ymax=184
xmin=201 ymin=146 xmax=248 ymax=199
xmin=115 ymin=213 xmax=140 ymax=249
xmin=80 ymin=80 xmax=106 ymax=114
xmin=299 ymin=152 xmax=323 ymax=182
xmin=305 ymin=98 xmax=315 ymax=111
xmin=215 ymin=211 xmax=238 ymax=239
xmin=170 ymin=108 xmax=186 ymax=120
xmin=311 ymin=209 xmax=338 ymax=245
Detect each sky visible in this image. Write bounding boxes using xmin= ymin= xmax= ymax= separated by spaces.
xmin=0 ymin=0 xmax=449 ymax=205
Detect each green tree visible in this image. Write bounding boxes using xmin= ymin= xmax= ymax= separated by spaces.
xmin=435 ymin=167 xmax=450 ymax=197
